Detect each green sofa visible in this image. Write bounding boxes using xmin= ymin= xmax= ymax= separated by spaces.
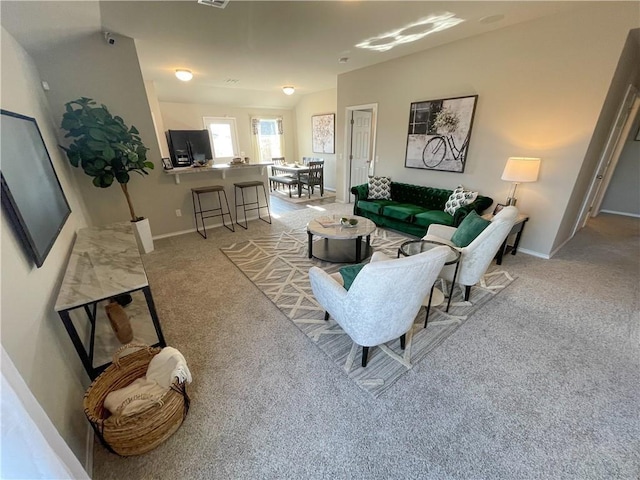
xmin=351 ymin=182 xmax=493 ymax=237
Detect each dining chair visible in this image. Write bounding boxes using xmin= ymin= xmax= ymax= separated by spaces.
xmin=300 ymin=161 xmax=324 ymax=197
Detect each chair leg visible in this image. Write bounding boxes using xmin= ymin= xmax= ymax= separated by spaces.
xmin=400 ymin=334 xmax=406 ymax=350
xmin=324 ymin=311 xmax=329 ymax=321
xmin=361 ymin=346 xmax=369 ymax=368
xmin=424 ymin=284 xmax=435 ymax=328
xmin=464 ymin=285 xmax=471 ymax=301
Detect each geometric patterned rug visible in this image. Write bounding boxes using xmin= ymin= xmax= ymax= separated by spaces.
xmin=221 ymin=228 xmax=516 ymax=397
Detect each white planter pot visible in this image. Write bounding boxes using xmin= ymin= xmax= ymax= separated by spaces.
xmin=132 ymin=217 xmax=154 ymax=254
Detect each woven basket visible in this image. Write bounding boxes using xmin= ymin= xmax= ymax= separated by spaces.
xmin=83 ymin=343 xmax=190 ymax=456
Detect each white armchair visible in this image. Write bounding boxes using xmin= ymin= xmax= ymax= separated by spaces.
xmin=422 ymin=206 xmax=519 ymax=301
xmin=308 ymin=247 xmax=449 ymax=367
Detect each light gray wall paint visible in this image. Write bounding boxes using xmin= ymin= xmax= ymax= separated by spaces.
xmin=336 ymin=4 xmax=638 ymax=257
xmin=32 ymin=32 xmax=165 ymax=231
xmin=0 ymin=27 xmax=91 ymax=467
xmin=555 ymin=28 xmax=640 ymax=249
xmin=294 ymin=88 xmax=338 ymax=190
xmin=159 ymin=101 xmax=297 ymax=162
xmin=600 ymin=107 xmax=640 ymax=215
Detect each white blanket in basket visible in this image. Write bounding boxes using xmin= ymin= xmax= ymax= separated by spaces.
xmin=104 ymin=347 xmax=192 ymax=417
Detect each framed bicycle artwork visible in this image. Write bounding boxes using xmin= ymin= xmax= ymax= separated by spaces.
xmin=404 ymin=94 xmax=478 ymax=173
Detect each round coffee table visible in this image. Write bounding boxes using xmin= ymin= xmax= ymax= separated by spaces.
xmin=398 ymin=239 xmax=461 ymax=327
xmin=307 ymin=215 xmax=376 ymax=263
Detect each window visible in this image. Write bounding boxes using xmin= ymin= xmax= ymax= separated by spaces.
xmin=203 ymin=117 xmax=239 ymax=161
xmin=251 ymin=117 xmax=285 ymax=162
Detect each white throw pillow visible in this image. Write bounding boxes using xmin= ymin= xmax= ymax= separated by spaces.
xmin=367 ymin=176 xmax=392 ymax=200
xmin=444 ymin=185 xmax=478 ymax=216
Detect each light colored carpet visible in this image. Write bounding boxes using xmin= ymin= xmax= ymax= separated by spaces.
xmin=91 ymin=208 xmax=639 ymax=480
xmin=221 ymin=228 xmax=515 ymax=397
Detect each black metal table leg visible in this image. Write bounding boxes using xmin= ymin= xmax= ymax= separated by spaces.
xmin=308 ymin=231 xmax=313 ymax=258
xmin=143 ymin=286 xmax=166 ymax=347
xmin=512 ymin=220 xmax=527 ymax=255
xmin=355 ymin=235 xmax=362 ymax=263
xmin=59 ymin=309 xmax=95 ymax=379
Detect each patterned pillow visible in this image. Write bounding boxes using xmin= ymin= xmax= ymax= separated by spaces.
xmin=444 ymin=185 xmax=478 ymax=216
xmin=367 ymin=176 xmax=392 ymax=200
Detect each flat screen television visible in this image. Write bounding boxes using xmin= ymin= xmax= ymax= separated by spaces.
xmin=1 ymin=109 xmax=71 ymax=267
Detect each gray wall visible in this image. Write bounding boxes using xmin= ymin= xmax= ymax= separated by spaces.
xmin=294 ymin=88 xmax=338 ymax=190
xmin=0 ymin=27 xmax=91 ymax=467
xmin=600 ymin=108 xmax=640 ymax=216
xmin=555 ymin=28 xmax=640 ymax=248
xmin=33 ymin=31 xmax=166 ymax=231
xmin=336 ymin=3 xmax=638 ymax=257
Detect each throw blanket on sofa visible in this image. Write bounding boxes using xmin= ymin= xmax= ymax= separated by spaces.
xmin=351 ymin=182 xmax=492 ymax=237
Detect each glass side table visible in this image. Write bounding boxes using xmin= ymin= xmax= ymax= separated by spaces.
xmin=398 ymin=240 xmax=461 ymax=327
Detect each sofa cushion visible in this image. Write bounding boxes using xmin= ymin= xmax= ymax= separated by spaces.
xmin=451 ymin=211 xmax=491 ymax=247
xmin=444 ymin=185 xmax=478 ymax=216
xmin=367 ymin=176 xmax=392 ymax=200
xmin=381 ymin=204 xmax=427 ymax=221
xmin=390 ymin=183 xmax=451 ymax=210
xmin=357 ymin=199 xmax=396 ymax=215
xmin=413 ymin=210 xmax=455 ymax=228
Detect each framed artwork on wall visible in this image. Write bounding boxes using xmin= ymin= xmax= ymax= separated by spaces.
xmin=0 ymin=109 xmax=71 ymax=267
xmin=404 ymin=95 xmax=478 ymax=173
xmin=312 ymin=113 xmax=335 ymax=154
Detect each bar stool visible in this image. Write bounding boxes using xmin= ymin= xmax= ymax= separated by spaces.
xmin=233 ymin=181 xmax=272 ymax=229
xmin=191 ymin=185 xmax=234 ymax=239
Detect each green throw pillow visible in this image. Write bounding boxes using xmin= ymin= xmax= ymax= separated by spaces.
xmin=339 ymin=263 xmax=367 ymax=290
xmin=451 ymin=211 xmax=490 ymax=247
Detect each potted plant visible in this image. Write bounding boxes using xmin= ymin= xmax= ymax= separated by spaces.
xmin=60 ymin=97 xmax=155 ymax=253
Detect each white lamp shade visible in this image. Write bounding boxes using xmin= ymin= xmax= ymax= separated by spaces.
xmin=501 ymin=157 xmax=541 ymax=183
xmin=175 ymin=69 xmax=193 ymax=81
xmin=282 ymin=86 xmax=295 ymax=95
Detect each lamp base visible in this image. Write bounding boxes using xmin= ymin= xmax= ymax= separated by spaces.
xmin=506 ymin=197 xmax=517 ymax=206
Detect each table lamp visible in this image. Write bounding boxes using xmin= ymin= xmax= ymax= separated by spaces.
xmin=501 ymin=157 xmax=541 ymax=206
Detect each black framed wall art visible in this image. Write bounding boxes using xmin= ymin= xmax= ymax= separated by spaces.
xmin=404 ymin=95 xmax=478 ymax=173
xmin=1 ymin=109 xmax=71 ymax=267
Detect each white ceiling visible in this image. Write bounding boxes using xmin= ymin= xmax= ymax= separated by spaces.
xmin=2 ymin=1 xmax=584 ymax=109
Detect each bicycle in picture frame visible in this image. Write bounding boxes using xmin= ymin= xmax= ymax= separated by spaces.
xmin=422 ymin=132 xmax=470 ymax=169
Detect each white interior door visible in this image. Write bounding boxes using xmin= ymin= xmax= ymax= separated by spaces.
xmin=349 ymin=110 xmax=373 ymax=193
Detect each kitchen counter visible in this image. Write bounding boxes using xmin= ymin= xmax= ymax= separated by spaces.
xmin=164 ymin=162 xmax=273 ymax=184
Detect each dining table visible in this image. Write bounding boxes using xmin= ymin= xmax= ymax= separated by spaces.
xmin=275 ymin=163 xmax=310 ymax=198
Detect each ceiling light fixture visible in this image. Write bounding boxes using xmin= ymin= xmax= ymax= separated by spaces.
xmin=175 ymin=69 xmax=193 ymax=81
xmin=282 ymin=86 xmax=295 ymax=95
xmin=338 ymin=57 xmax=349 ymax=64
xmin=356 ymin=12 xmax=464 ymax=52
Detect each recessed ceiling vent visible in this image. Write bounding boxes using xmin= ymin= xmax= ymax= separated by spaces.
xmin=198 ymin=0 xmax=229 ymax=9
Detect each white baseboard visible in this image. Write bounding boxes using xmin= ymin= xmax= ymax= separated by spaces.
xmin=548 ymin=235 xmax=574 ymax=258
xmin=152 ymin=215 xmax=261 ymax=240
xmin=517 ymin=247 xmax=549 ymax=260
xmin=153 ymin=227 xmax=197 ymax=240
xmin=600 ymin=209 xmax=640 ymax=218
xmin=85 ymin=424 xmax=94 ymax=477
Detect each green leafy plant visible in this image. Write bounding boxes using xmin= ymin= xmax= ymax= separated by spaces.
xmin=59 ymin=97 xmax=154 ymax=222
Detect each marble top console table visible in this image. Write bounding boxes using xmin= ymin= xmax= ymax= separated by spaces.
xmin=55 ymin=222 xmax=166 ymax=380
xmin=164 ymin=161 xmax=273 ymax=184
